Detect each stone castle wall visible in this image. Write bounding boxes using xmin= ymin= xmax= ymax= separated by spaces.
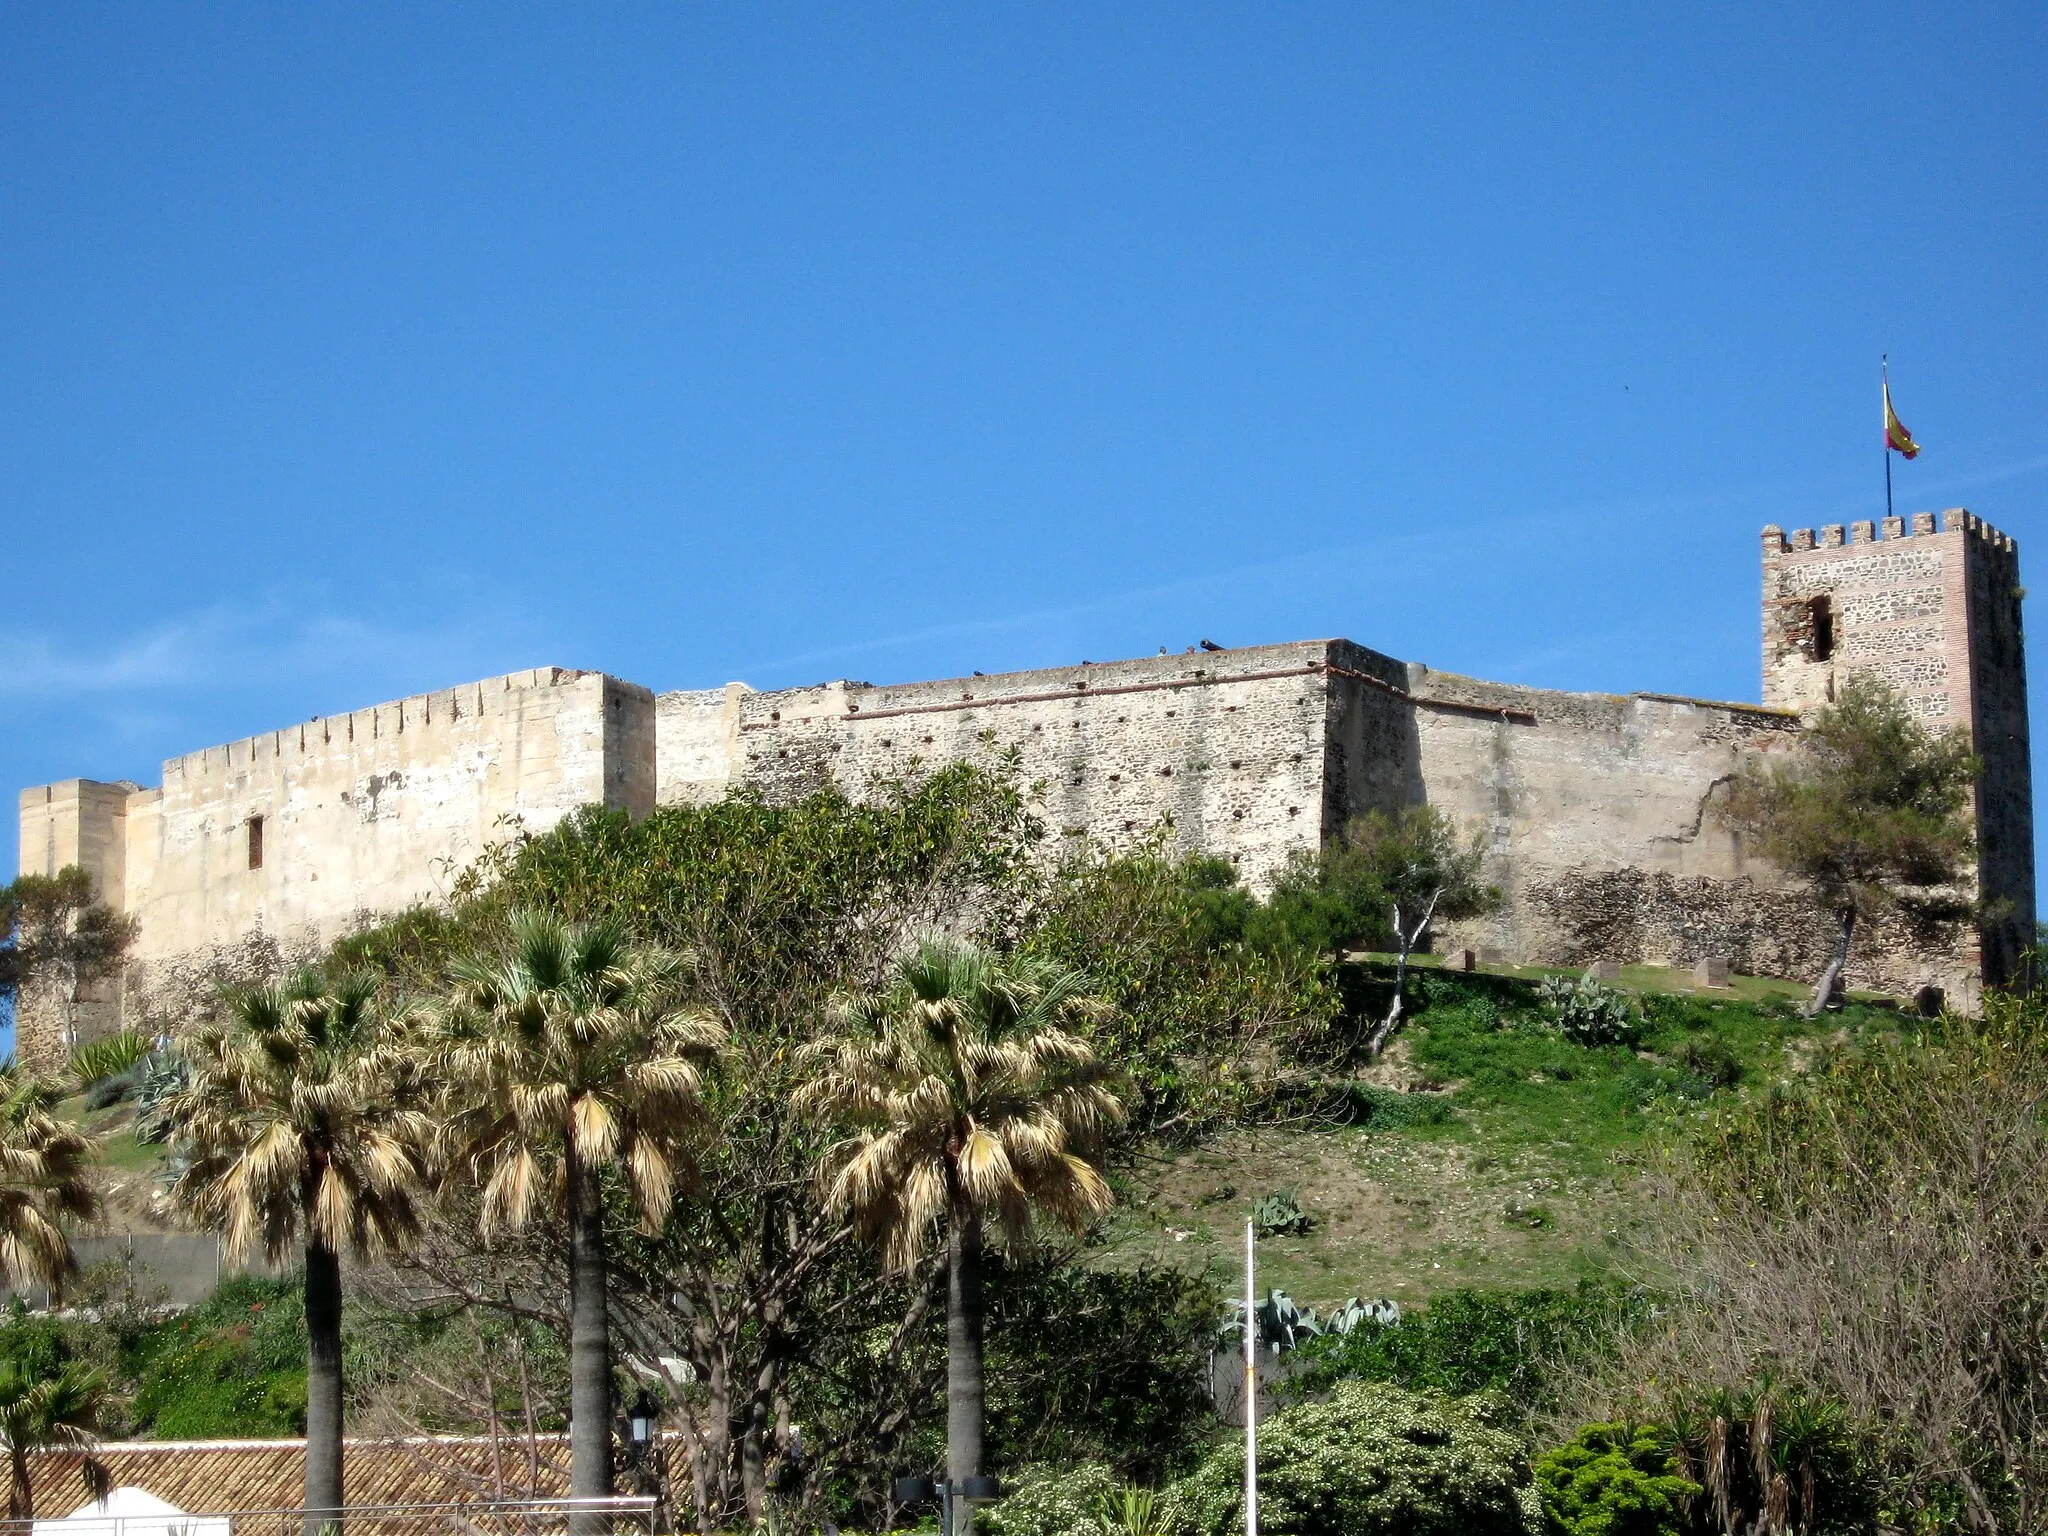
xmin=1763 ymin=509 xmax=2035 ymax=982
xmin=15 ymin=515 xmax=2027 ymax=1066
xmin=14 ymin=669 xmax=654 ymax=1062
xmin=716 ymin=640 xmax=1344 ymax=886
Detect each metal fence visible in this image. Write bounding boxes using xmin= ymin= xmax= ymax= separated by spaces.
xmin=11 ymin=1497 xmax=662 ymax=1536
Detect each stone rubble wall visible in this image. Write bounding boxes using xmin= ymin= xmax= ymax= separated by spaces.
xmin=708 ymin=640 xmax=1342 ymax=891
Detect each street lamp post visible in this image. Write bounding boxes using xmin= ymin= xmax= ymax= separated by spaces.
xmin=893 ymin=1476 xmax=1002 ymax=1536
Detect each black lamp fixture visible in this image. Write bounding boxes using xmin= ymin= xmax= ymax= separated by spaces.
xmin=629 ymin=1389 xmax=660 ymax=1451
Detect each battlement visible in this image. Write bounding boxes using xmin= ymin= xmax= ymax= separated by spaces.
xmin=1763 ymin=508 xmax=2019 ymax=557
xmin=1760 ymin=505 xmax=2034 ymax=985
xmin=161 ymin=667 xmax=609 ymax=783
xmin=15 ymin=509 xmax=2033 ymax=1067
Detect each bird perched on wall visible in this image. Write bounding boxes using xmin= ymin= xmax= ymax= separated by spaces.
xmin=1199 ymin=638 xmax=1224 ymax=651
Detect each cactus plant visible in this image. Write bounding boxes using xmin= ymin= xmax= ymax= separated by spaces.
xmin=1251 ymin=1189 xmax=1314 ymax=1238
xmin=1538 ymin=973 xmax=1643 ymax=1047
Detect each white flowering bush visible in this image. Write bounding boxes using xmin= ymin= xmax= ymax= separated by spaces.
xmin=1159 ymin=1380 xmax=1542 ymax=1536
xmin=982 ymin=1463 xmax=1122 ymax=1536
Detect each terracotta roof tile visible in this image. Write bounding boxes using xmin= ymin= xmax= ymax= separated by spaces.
xmin=30 ymin=1436 xmax=576 ymax=1519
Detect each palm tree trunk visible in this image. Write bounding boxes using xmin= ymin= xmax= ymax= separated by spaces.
xmin=946 ymin=1204 xmax=986 ymax=1535
xmin=1804 ymin=905 xmax=1857 ymax=1019
xmin=303 ymin=1234 xmax=345 ymax=1536
xmin=567 ymin=1145 xmax=616 ymax=1536
xmin=10 ymin=1444 xmax=33 ymax=1521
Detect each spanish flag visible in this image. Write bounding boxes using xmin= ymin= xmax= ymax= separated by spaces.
xmin=1884 ymin=378 xmax=1920 ymax=459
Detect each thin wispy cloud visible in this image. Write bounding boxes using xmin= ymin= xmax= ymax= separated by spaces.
xmin=1 ymin=594 xmax=542 ymax=704
xmin=734 ymin=479 xmax=1792 ymax=682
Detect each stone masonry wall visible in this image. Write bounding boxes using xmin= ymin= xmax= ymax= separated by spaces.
xmin=702 ymin=640 xmax=1342 ymax=890
xmin=14 ymin=670 xmax=656 ymax=1063
xmin=1960 ymin=518 xmax=2035 ymax=981
xmin=698 ymin=642 xmax=1987 ymax=1004
xmin=15 ymin=779 xmax=138 ymax=1061
xmin=20 ymin=514 xmax=2028 ymax=1066
xmin=1763 ymin=508 xmax=2033 ymax=984
xmin=125 ymin=668 xmax=654 ymax=962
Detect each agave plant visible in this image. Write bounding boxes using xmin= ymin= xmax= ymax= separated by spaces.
xmin=1224 ymin=1290 xmax=1403 ymax=1353
xmin=1322 ymin=1296 xmax=1401 ymax=1335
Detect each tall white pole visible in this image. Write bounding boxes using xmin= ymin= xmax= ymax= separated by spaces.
xmin=1244 ymin=1219 xmax=1258 ymax=1536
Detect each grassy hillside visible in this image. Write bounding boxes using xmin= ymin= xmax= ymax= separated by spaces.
xmin=67 ymin=957 xmax=1917 ymax=1309
xmin=1098 ymin=960 xmax=1914 ymax=1306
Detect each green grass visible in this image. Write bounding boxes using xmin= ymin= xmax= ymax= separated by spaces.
xmin=95 ymin=1128 xmax=163 ymax=1174
xmin=1098 ymin=966 xmax=1914 ymax=1306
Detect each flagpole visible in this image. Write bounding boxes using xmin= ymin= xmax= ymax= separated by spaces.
xmin=1245 ymin=1219 xmax=1258 ymax=1536
xmin=1883 ymin=355 xmax=1894 ymax=522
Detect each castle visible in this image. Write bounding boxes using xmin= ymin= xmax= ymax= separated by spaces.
xmin=15 ymin=511 xmax=2033 ymax=1065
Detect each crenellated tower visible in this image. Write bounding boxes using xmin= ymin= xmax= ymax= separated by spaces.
xmin=1762 ymin=509 xmax=2035 ymax=984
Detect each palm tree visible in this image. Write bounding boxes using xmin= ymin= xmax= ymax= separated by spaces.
xmin=796 ymin=939 xmax=1123 ymax=1503
xmin=0 ymin=1064 xmax=100 ymax=1297
xmin=159 ymin=970 xmax=430 ymax=1536
xmin=422 ymin=912 xmax=723 ymax=1526
xmin=0 ymin=1359 xmax=105 ymax=1519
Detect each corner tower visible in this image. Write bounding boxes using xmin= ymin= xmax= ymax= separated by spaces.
xmin=1762 ymin=509 xmax=2035 ymax=983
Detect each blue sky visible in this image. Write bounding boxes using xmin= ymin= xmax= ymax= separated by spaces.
xmin=5 ymin=4 xmax=2046 ymax=890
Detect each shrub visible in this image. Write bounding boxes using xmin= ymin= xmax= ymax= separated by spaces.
xmin=1594 ymin=1006 xmax=2048 ymax=1530
xmin=1341 ymin=1083 xmax=1455 ymax=1129
xmin=1538 ymin=976 xmax=1642 ymax=1047
xmin=1667 ymin=1037 xmax=1741 ymax=1091
xmin=1659 ymin=1386 xmax=1873 ymax=1536
xmin=1286 ymin=1282 xmax=1654 ymax=1414
xmin=1534 ymin=1423 xmax=1696 ymax=1536
xmin=984 ymin=1463 xmax=1121 ymax=1536
xmin=128 ymin=1275 xmax=310 ymax=1438
xmin=1162 ymin=1380 xmax=1542 ymax=1536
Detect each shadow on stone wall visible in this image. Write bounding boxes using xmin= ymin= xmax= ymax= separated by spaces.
xmin=1519 ymin=867 xmax=1975 ymax=1001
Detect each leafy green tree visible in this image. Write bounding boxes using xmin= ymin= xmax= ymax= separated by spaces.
xmin=0 ymin=1359 xmax=105 ymax=1519
xmin=0 ymin=1065 xmax=100 ymax=1296
xmin=1721 ymin=675 xmax=1977 ymax=1016
xmin=1017 ymin=845 xmax=1337 ymax=1134
xmin=1 ymin=867 xmax=138 ymax=1056
xmin=1336 ymin=808 xmax=1500 ymax=1058
xmin=1163 ymin=1379 xmax=1542 ymax=1536
xmin=350 ymin=773 xmax=1041 ymax=1526
xmin=339 ymin=772 xmax=1315 ymax=1526
xmin=798 ymin=938 xmax=1123 ymax=1512
xmin=1534 ymin=1423 xmax=1696 ymax=1536
xmin=422 ymin=913 xmax=722 ymax=1528
xmin=159 ymin=970 xmax=430 ymax=1536
xmin=978 ymin=1260 xmax=1220 ymax=1481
